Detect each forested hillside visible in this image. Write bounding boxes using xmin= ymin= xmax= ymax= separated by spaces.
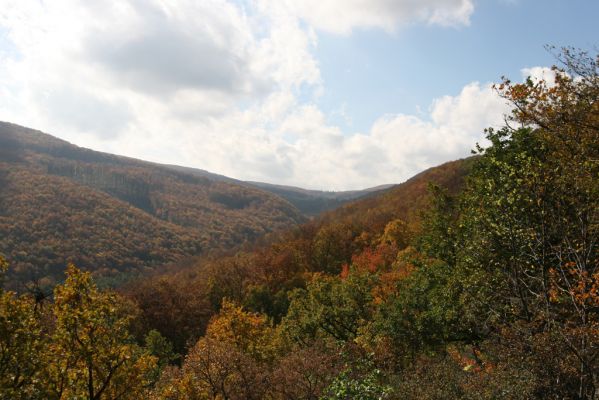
xmin=123 ymin=155 xmax=473 ymax=354
xmin=0 ymin=48 xmax=597 ymax=399
xmin=165 ymin=164 xmax=396 ymax=217
xmin=0 ymin=123 xmax=304 ymax=288
xmin=245 ymin=181 xmax=396 ymax=217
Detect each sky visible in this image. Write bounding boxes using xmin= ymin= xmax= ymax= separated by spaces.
xmin=0 ymin=0 xmax=597 ymax=190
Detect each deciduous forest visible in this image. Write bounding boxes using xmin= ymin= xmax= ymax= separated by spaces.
xmin=1 ymin=48 xmax=597 ymax=399
xmin=0 ymin=122 xmax=305 ymax=289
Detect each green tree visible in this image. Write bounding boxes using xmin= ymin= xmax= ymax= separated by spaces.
xmin=452 ymin=47 xmax=599 ymax=397
xmin=320 ymin=356 xmax=391 ymax=400
xmin=418 ymin=185 xmax=460 ymax=267
xmin=311 ymin=223 xmax=361 ymax=274
xmin=144 ymin=329 xmax=179 ymax=383
xmin=374 ymin=247 xmax=495 ymax=368
xmin=383 ymin=47 xmax=598 ymax=398
xmin=280 ymin=273 xmax=376 ymax=345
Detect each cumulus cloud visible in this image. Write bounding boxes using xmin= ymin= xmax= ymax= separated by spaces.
xmin=0 ymin=0 xmax=508 ymax=190
xmin=278 ymin=0 xmax=475 ymax=34
xmin=521 ymin=66 xmax=559 ymax=85
xmin=366 ymin=83 xmax=508 ymax=179
xmin=83 ymin=0 xmax=271 ymax=96
xmin=175 ymin=82 xmax=508 ymax=190
xmin=0 ymin=0 xmax=318 ymax=135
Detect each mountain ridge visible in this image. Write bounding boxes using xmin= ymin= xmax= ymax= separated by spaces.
xmin=1 ymin=121 xmax=397 ymax=216
xmin=0 ymin=121 xmax=307 ymax=287
xmin=161 ymin=160 xmax=397 ymax=216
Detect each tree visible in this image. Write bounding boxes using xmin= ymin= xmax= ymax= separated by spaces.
xmin=144 ymin=329 xmax=179 ymax=382
xmin=280 ymin=273 xmax=376 ymax=344
xmin=183 ymin=337 xmax=268 ymax=400
xmin=378 ymin=218 xmax=411 ymax=250
xmin=126 ymin=275 xmax=212 ymax=355
xmin=373 ymin=247 xmax=493 ymax=368
xmin=46 ymin=264 xmax=157 ymax=399
xmin=320 ymin=354 xmax=391 ymax=400
xmin=417 ymin=185 xmax=460 ymax=267
xmin=378 ymin=47 xmax=599 ymax=398
xmin=0 ymin=256 xmax=48 ymax=399
xmin=454 ymin=47 xmax=599 ymax=397
xmin=171 ymin=300 xmax=275 ymax=399
xmin=311 ymin=223 xmax=361 ymax=274
xmin=270 ymin=340 xmax=342 ymax=400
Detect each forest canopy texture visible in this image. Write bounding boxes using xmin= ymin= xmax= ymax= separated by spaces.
xmin=0 ymin=122 xmax=304 ymax=289
xmin=0 ymin=47 xmax=597 ymax=399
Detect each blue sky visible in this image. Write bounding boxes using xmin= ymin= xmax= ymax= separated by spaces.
xmin=0 ymin=0 xmax=597 ymax=189
xmin=316 ymin=0 xmax=599 ymax=132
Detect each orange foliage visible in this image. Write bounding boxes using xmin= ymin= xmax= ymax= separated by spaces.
xmin=350 ymin=243 xmax=398 ymax=274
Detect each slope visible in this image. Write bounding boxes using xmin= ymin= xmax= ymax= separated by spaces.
xmin=125 ymin=156 xmax=474 ymax=351
xmin=165 ymin=164 xmax=397 ymax=217
xmin=0 ymin=122 xmax=304 ymax=287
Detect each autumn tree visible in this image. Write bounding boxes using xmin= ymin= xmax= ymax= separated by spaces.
xmin=126 ymin=275 xmax=212 ymax=355
xmin=311 ymin=222 xmax=361 ymax=274
xmin=160 ymin=300 xmax=275 ymax=399
xmin=270 ymin=340 xmax=342 ymax=400
xmin=0 ymin=255 xmax=48 ymax=399
xmin=46 ymin=264 xmax=157 ymax=399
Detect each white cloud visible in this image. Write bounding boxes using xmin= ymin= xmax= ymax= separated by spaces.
xmin=0 ymin=0 xmax=319 ymax=137
xmin=0 ymin=0 xmax=508 ymax=191
xmin=277 ymin=0 xmax=474 ymax=35
xmin=177 ymin=82 xmax=508 ymax=190
xmin=366 ymin=83 xmax=508 ymax=180
xmin=521 ymin=66 xmax=558 ymax=86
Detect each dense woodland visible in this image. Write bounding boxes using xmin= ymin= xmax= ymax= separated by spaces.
xmin=244 ymin=182 xmax=396 ymax=217
xmin=0 ymin=48 xmax=597 ymax=399
xmin=165 ymin=165 xmax=392 ymax=218
xmin=0 ymin=124 xmax=304 ymax=289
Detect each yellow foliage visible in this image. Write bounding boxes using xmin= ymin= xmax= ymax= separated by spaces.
xmin=205 ymin=299 xmax=276 ymax=362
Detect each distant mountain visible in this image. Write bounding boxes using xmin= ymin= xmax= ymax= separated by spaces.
xmin=244 ymin=181 xmax=396 ymax=217
xmin=0 ymin=122 xmax=305 ymax=287
xmin=320 ymin=157 xmax=474 ymax=229
xmin=165 ymin=163 xmax=396 ymax=217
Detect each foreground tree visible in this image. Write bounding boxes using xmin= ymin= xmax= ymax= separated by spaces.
xmin=153 ymin=300 xmax=275 ymax=399
xmin=280 ymin=272 xmax=376 ymax=345
xmin=384 ymin=47 xmax=598 ymax=399
xmin=455 ymin=48 xmax=599 ymax=398
xmin=0 ymin=256 xmax=48 ymax=399
xmin=321 ymin=355 xmax=391 ymax=400
xmin=1 ymin=259 xmax=157 ymax=399
xmin=46 ymin=264 xmax=157 ymax=399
